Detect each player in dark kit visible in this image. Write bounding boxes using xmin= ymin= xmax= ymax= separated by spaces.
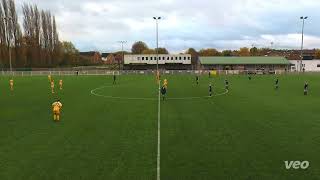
xmin=209 ymin=83 xmax=213 ymax=97
xmin=161 ymin=86 xmax=167 ymax=100
xmin=196 ymin=76 xmax=199 ymax=85
xmin=113 ymin=74 xmax=116 ymax=84
xmin=304 ymin=82 xmax=309 ymax=95
xmin=248 ymin=75 xmax=252 ymax=80
xmin=275 ymin=78 xmax=279 ymax=90
xmin=225 ymin=79 xmax=229 ymax=90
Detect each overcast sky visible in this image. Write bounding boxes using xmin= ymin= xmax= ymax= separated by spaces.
xmin=15 ymin=0 xmax=320 ymax=53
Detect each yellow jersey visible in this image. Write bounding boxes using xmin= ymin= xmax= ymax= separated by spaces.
xmin=9 ymin=79 xmax=13 ymax=85
xmin=59 ymin=80 xmax=63 ymax=85
xmin=51 ymin=81 xmax=55 ymax=88
xmin=52 ymin=102 xmax=62 ymax=114
xmin=163 ymin=79 xmax=168 ymax=86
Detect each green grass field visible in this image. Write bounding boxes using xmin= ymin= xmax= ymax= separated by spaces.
xmin=1 ymin=74 xmax=320 ymax=180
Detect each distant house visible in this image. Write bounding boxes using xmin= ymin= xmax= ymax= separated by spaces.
xmin=101 ymin=53 xmax=124 ymax=65
xmin=101 ymin=53 xmax=111 ymax=62
xmin=290 ymin=59 xmax=320 ymax=72
xmin=79 ymin=51 xmax=102 ymax=64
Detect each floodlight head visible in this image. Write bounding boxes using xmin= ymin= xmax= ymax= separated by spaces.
xmin=153 ymin=17 xmax=156 ymax=20
xmin=305 ymin=16 xmax=308 ymax=19
xmin=158 ymin=17 xmax=161 ymax=20
xmin=300 ymin=16 xmax=304 ymax=19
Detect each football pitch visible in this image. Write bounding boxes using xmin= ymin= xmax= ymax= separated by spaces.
xmin=1 ymin=74 xmax=320 ymax=179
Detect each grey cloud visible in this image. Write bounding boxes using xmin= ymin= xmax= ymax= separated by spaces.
xmin=14 ymin=0 xmax=320 ymax=52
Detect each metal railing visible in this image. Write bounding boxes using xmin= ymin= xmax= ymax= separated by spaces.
xmin=0 ymin=69 xmax=302 ymax=76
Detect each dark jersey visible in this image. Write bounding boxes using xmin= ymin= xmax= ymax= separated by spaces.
xmin=275 ymin=79 xmax=279 ymax=85
xmin=209 ymin=85 xmax=212 ymax=92
xmin=196 ymin=76 xmax=199 ymax=81
xmin=225 ymin=80 xmax=229 ymax=85
xmin=161 ymin=86 xmax=167 ymax=95
xmin=304 ymin=84 xmax=308 ymax=90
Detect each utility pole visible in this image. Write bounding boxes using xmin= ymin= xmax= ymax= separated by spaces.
xmin=300 ymin=16 xmax=308 ymax=72
xmin=118 ymin=41 xmax=127 ymax=74
xmin=153 ymin=17 xmax=161 ymax=72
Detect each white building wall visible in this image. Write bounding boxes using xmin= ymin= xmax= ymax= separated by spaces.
xmin=289 ymin=60 xmax=320 ymax=72
xmin=124 ymin=54 xmax=191 ymax=65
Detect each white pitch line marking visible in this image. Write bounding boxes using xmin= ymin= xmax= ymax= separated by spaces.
xmin=90 ymin=86 xmax=229 ymax=101
xmin=157 ymin=83 xmax=161 ymax=180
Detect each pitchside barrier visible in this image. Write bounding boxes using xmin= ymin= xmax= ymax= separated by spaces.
xmin=0 ymin=69 xmax=310 ymax=76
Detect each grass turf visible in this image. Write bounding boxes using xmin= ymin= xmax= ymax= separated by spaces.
xmin=0 ymin=74 xmax=320 ymax=180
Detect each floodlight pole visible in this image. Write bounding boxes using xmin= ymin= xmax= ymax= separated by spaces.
xmin=118 ymin=41 xmax=127 ymax=73
xmin=153 ymin=17 xmax=161 ymax=72
xmin=4 ymin=17 xmax=13 ymax=75
xmin=300 ymin=16 xmax=308 ymax=72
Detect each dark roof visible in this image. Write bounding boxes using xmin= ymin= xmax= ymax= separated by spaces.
xmin=101 ymin=53 xmax=112 ymax=58
xmin=79 ymin=51 xmax=99 ymax=56
xmin=200 ymin=56 xmax=290 ymax=65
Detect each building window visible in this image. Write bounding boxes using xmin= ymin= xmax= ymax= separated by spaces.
xmin=171 ymin=57 xmax=174 ymax=60
xmin=163 ymin=57 xmax=165 ymax=60
xmin=179 ymin=57 xmax=182 ymax=60
xmin=175 ymin=57 xmax=178 ymax=60
xmin=155 ymin=57 xmax=157 ymax=60
xmin=184 ymin=57 xmax=186 ymax=60
xmin=317 ymin=64 xmax=320 ymax=67
xmin=146 ymin=57 xmax=148 ymax=60
xmin=167 ymin=57 xmax=170 ymax=60
xmin=150 ymin=57 xmax=153 ymax=60
xmin=188 ymin=57 xmax=191 ymax=60
xmin=142 ymin=57 xmax=145 ymax=60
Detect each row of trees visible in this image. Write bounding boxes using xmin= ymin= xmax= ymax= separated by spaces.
xmin=130 ymin=40 xmax=320 ymax=59
xmin=130 ymin=41 xmax=265 ymax=57
xmin=0 ymin=0 xmax=91 ymax=69
xmin=131 ymin=41 xmax=169 ymax=54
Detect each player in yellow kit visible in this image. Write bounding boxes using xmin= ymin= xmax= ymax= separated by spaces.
xmin=163 ymin=78 xmax=168 ymax=89
xmin=9 ymin=79 xmax=14 ymax=91
xmin=50 ymin=80 xmax=55 ymax=94
xmin=48 ymin=75 xmax=52 ymax=82
xmin=52 ymin=100 xmax=63 ymax=121
xmin=59 ymin=80 xmax=63 ymax=90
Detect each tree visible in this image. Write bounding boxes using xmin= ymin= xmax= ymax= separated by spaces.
xmin=250 ymin=47 xmax=260 ymax=56
xmin=239 ymin=47 xmax=250 ymax=56
xmin=142 ymin=49 xmax=156 ymax=54
xmin=232 ymin=50 xmax=239 ymax=56
xmin=60 ymin=41 xmax=79 ymax=65
xmin=222 ymin=50 xmax=232 ymax=56
xmin=0 ymin=0 xmax=23 ymax=68
xmin=315 ymin=49 xmax=320 ymax=59
xmin=186 ymin=48 xmax=199 ymax=70
xmin=199 ymin=48 xmax=220 ymax=56
xmin=156 ymin=47 xmax=169 ymax=54
xmin=131 ymin=41 xmax=148 ymax=54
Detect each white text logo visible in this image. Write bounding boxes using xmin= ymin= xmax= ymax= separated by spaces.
xmin=284 ymin=161 xmax=309 ymax=170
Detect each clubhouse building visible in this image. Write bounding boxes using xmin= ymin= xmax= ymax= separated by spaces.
xmin=199 ymin=56 xmax=291 ymax=72
xmin=124 ymin=54 xmax=192 ymax=70
xmin=123 ymin=54 xmax=314 ymax=73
